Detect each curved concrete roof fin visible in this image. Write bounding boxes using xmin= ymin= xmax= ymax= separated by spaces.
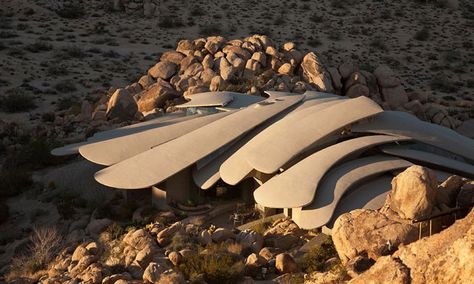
xmin=79 ymin=111 xmax=233 ymax=166
xmin=380 ymin=145 xmax=474 ymax=179
xmin=352 ymin=111 xmax=474 ymax=161
xmin=175 ymin=91 xmax=235 ymax=108
xmin=94 ymin=95 xmax=303 ymax=189
xmin=254 ymin=135 xmax=411 ymax=208
xmin=246 ymin=96 xmax=383 ymax=174
xmin=291 ymin=155 xmax=413 ymax=229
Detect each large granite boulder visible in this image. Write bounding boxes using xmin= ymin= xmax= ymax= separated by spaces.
xmin=389 ymin=165 xmax=438 ymax=220
xmin=300 ymin=52 xmax=334 ymax=93
xmin=106 ymin=89 xmax=138 ymax=121
xmin=332 ymin=209 xmax=418 ymax=264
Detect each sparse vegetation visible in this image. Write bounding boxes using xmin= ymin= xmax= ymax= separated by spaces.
xmin=0 ymin=89 xmax=36 ymax=113
xmin=298 ymin=236 xmax=339 ymax=273
xmin=25 ymin=41 xmax=53 ymax=53
xmin=7 ymin=226 xmax=63 ymax=280
xmin=414 ymin=27 xmax=430 ymax=41
xmin=56 ymin=3 xmax=85 ymax=19
xmin=178 ymin=243 xmax=244 ymax=283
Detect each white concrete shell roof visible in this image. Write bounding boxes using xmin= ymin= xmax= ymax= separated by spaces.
xmin=326 ymin=175 xmax=394 ymax=228
xmin=52 ymin=91 xmax=474 ymax=229
xmin=380 ymin=145 xmax=474 ymax=179
xmin=176 ymin=91 xmax=265 ymax=110
xmin=79 ymin=111 xmax=233 ymax=166
xmin=219 ymin=96 xmax=348 ymax=185
xmin=253 ymin=135 xmax=412 ymax=208
xmin=94 ymin=95 xmax=303 ymax=189
xmin=244 ymin=96 xmax=383 ymax=174
xmin=291 ymin=155 xmax=413 ymax=229
xmin=51 ymin=112 xmax=191 ymax=156
xmin=352 ymin=111 xmax=474 ymax=161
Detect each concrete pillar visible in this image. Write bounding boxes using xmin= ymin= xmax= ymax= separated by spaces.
xmin=151 ymin=186 xmax=169 ymax=210
xmin=165 ymin=167 xmax=198 ymax=205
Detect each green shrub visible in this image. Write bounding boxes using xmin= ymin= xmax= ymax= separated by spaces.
xmin=298 ymin=236 xmax=339 ymax=274
xmin=178 ymin=244 xmax=244 ymax=284
xmin=199 ymin=24 xmax=222 ymax=36
xmin=54 ymin=80 xmax=77 ymax=93
xmin=104 ymin=223 xmax=127 ymax=240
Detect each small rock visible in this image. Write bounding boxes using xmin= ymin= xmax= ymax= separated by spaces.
xmin=106 ymin=89 xmax=138 ymax=122
xmin=275 ymin=253 xmax=298 ymax=274
xmin=148 ymin=61 xmax=178 ymax=80
xmin=211 ymin=228 xmax=234 ymax=243
xmin=168 ymin=251 xmax=182 ymax=266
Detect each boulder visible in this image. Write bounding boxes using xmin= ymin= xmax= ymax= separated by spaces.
xmin=437 ymin=175 xmax=464 ymax=207
xmin=138 ymin=74 xmax=155 ymax=89
xmin=219 ymin=58 xmax=237 ymax=81
xmin=176 ymin=39 xmax=194 ymax=54
xmin=275 ymin=253 xmax=298 ymax=274
xmin=106 ymin=89 xmax=138 ymax=121
xmin=332 ymin=209 xmax=418 ymax=264
xmin=456 ymin=181 xmax=474 ymax=208
xmin=348 ymin=256 xmax=410 ymax=284
xmin=346 ymin=84 xmax=370 ymax=98
xmin=278 ymin=63 xmax=293 ymax=75
xmin=142 ymin=262 xmax=167 ymax=283
xmin=381 ymin=85 xmax=409 ymax=109
xmin=211 ymin=228 xmax=234 ymax=242
xmin=72 ymin=244 xmax=89 ymax=262
xmin=236 ymin=230 xmax=264 ymax=253
xmin=251 ymin=51 xmax=266 ymax=67
xmin=301 ymin=52 xmax=334 ymax=93
xmin=327 ymin=67 xmax=342 ymax=91
xmin=157 ymin=222 xmax=184 ymax=246
xmin=199 ymin=229 xmax=212 ymax=246
xmin=389 ymin=166 xmax=438 ymax=220
xmin=160 ymin=51 xmax=185 ymax=65
xmin=123 ymin=229 xmax=156 ymax=251
xmin=245 ymin=253 xmax=266 ymax=277
xmin=356 ymin=208 xmax=474 ymax=283
xmin=168 ymin=251 xmax=182 ymax=266
xmin=86 ymin=218 xmax=113 ymax=236
xmin=137 ymin=81 xmax=178 ymax=112
xmin=148 ymin=61 xmax=178 ymax=80
xmin=209 ymin=75 xmax=226 ymax=91
xmin=259 ymin=247 xmax=281 ymax=261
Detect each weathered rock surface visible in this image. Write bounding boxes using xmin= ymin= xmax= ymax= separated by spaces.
xmin=389 ymin=166 xmax=438 ymax=220
xmin=332 ymin=209 xmax=418 ymax=264
xmin=106 ymin=89 xmax=138 ymax=121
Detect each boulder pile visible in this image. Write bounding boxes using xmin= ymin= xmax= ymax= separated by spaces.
xmin=331 ymin=166 xmax=474 ymax=282
xmin=90 ymin=35 xmax=468 ymax=131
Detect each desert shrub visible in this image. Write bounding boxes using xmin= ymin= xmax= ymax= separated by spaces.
xmin=59 ymin=46 xmax=86 ymax=59
xmin=309 ymin=13 xmax=324 ymax=23
xmin=7 ymin=226 xmax=63 ymax=280
xmin=250 ymin=219 xmax=272 ymax=235
xmin=370 ymin=37 xmax=388 ymax=51
xmin=168 ymin=232 xmax=194 ymax=252
xmin=54 ymin=192 xmax=87 ymax=219
xmin=308 ymin=37 xmax=322 ymax=47
xmin=56 ymin=3 xmax=85 ymax=19
xmin=25 ymin=41 xmax=53 ymax=53
xmin=0 ymin=89 xmax=36 ymax=112
xmin=41 ymin=112 xmax=56 ymax=122
xmin=46 ymin=62 xmax=68 ymax=76
xmin=327 ymin=30 xmax=342 ymax=41
xmin=178 ymin=244 xmax=244 ymax=283
xmin=104 ymin=223 xmax=127 ymax=240
xmin=0 ymin=168 xmax=32 ymax=197
xmin=199 ymin=24 xmax=222 ymax=36
xmin=430 ymin=75 xmax=460 ymax=93
xmin=158 ymin=16 xmax=184 ymax=28
xmin=0 ymin=200 xmax=9 ymax=224
xmin=54 ymin=80 xmax=77 ymax=93
xmin=190 ymin=5 xmax=206 ymax=16
xmin=298 ymin=236 xmax=339 ymax=273
xmin=414 ymin=27 xmax=430 ymax=41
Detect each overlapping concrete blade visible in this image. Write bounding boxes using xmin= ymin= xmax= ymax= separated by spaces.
xmin=51 ymin=112 xmax=191 ymax=156
xmin=175 ymin=92 xmax=235 ymax=108
xmin=380 ymin=145 xmax=474 ymax=179
xmin=352 ymin=111 xmax=474 ymax=161
xmin=292 ymin=155 xmax=413 ymax=229
xmin=219 ymin=97 xmax=347 ymax=186
xmin=193 ymin=97 xmax=317 ymax=189
xmin=245 ymin=96 xmax=384 ymax=174
xmin=254 ymin=135 xmax=411 ymax=208
xmin=326 ymin=175 xmax=393 ymax=228
xmin=94 ymin=96 xmax=303 ymax=189
xmin=79 ymin=111 xmax=233 ymax=166
xmin=303 ymin=91 xmax=344 ymax=99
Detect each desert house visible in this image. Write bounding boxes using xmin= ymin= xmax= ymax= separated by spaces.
xmin=53 ymin=91 xmax=474 ymax=230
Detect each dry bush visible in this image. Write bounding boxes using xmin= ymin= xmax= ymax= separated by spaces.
xmin=7 ymin=226 xmax=63 ymax=280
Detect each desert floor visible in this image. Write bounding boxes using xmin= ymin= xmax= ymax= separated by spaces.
xmin=0 ymin=0 xmax=473 ymax=124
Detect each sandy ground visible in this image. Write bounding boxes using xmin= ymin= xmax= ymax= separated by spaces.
xmin=0 ymin=0 xmax=472 ymax=125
